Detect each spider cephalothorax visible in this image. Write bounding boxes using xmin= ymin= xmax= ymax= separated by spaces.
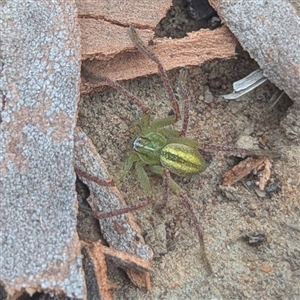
xmin=80 ymin=25 xmax=279 ymax=274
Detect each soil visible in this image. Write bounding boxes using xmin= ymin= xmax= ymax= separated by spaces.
xmin=77 ymin=1 xmax=300 ymax=299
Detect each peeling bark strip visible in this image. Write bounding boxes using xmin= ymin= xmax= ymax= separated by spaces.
xmin=0 ymin=1 xmax=84 ymax=299
xmin=77 ymin=0 xmax=237 ymax=94
xmin=101 ymin=244 xmax=152 ymax=290
xmin=79 ymin=19 xmax=154 ymax=60
xmin=82 ymin=242 xmax=152 ymax=298
xmin=80 ymin=24 xmax=237 ymax=95
xmin=76 ymin=0 xmax=172 ymax=29
xmin=82 ymin=244 xmax=114 ymax=300
xmin=210 ymin=0 xmax=300 ymax=104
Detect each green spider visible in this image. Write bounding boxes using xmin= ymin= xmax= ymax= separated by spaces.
xmin=80 ymin=25 xmax=279 ymax=274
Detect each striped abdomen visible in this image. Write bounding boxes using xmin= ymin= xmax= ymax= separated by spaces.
xmin=160 ymin=143 xmax=206 ymax=176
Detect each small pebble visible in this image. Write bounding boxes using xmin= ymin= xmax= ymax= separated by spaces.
xmin=260 ymin=263 xmax=273 ymax=273
xmin=249 ymin=263 xmax=257 ymax=271
xmin=249 ymin=203 xmax=258 ymax=210
xmin=204 ymin=88 xmax=214 ymax=103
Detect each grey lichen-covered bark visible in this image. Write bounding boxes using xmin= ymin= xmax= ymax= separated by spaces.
xmin=0 ymin=1 xmax=85 ymax=298
xmin=210 ymin=0 xmax=300 ymax=104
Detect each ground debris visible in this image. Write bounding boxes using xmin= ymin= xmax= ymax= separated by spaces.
xmin=222 ymin=157 xmax=271 ymax=190
xmin=82 ymin=241 xmax=152 ymax=299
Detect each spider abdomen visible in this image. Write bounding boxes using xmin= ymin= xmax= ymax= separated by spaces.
xmin=161 ymin=143 xmax=206 ymax=176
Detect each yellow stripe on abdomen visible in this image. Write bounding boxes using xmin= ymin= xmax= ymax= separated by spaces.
xmin=160 ymin=143 xmax=206 ymax=176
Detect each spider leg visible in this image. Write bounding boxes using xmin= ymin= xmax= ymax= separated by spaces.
xmin=81 ymin=65 xmax=150 ymax=114
xmin=178 ymin=68 xmax=190 ymax=137
xmin=157 ymin=127 xmax=201 ymax=148
xmin=150 ymin=116 xmax=178 ymax=130
xmin=129 ymin=25 xmax=180 ymax=121
xmin=135 ymin=161 xmax=152 ymax=197
xmin=75 ymin=168 xmax=115 ymax=186
xmin=161 ymin=169 xmax=170 ymax=210
xmin=116 ymin=152 xmax=138 ymax=182
xmin=78 ymin=157 xmax=154 ymax=219
xmin=202 ymin=143 xmax=281 ymax=158
xmin=168 ymin=172 xmax=212 ymax=274
xmin=80 ymin=197 xmax=153 ymax=219
xmin=150 ymin=166 xmax=212 ymax=274
xmin=152 ymin=168 xmax=170 ymax=212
